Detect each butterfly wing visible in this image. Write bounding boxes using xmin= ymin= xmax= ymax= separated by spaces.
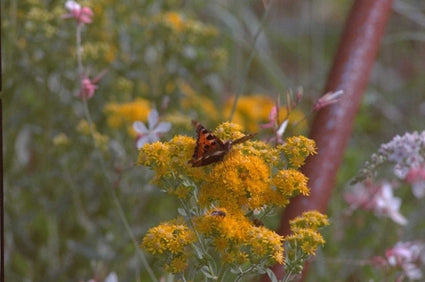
xmin=230 ymin=133 xmax=257 ymax=145
xmin=189 ymin=120 xmax=227 ymax=167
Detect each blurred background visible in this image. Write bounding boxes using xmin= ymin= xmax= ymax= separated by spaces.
xmin=2 ymin=0 xmax=425 ymax=280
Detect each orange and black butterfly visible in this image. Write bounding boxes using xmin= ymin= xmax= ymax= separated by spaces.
xmin=189 ymin=120 xmax=256 ymax=167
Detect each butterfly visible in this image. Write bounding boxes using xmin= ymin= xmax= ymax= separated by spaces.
xmin=189 ymin=120 xmax=256 ymax=167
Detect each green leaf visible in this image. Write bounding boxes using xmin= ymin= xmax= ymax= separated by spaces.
xmin=266 ymin=268 xmax=278 ymax=282
xmin=177 ymin=208 xmax=187 ymax=216
xmin=192 ymin=243 xmax=204 ymax=260
xmin=200 ymin=265 xmax=217 ymax=279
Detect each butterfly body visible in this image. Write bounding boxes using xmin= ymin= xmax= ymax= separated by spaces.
xmin=189 ymin=120 xmax=255 ymax=167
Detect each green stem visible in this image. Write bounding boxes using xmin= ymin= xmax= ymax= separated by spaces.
xmin=228 ymin=0 xmax=275 ymax=122
xmin=179 ymin=198 xmax=218 ymax=279
xmin=74 ymin=24 xmax=157 ymax=282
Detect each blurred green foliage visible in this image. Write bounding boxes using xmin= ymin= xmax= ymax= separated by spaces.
xmin=3 ymin=0 xmax=425 ymax=281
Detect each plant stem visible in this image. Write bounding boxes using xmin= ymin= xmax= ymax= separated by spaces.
xmin=74 ymin=23 xmax=157 ymax=282
xmin=228 ymin=0 xmax=275 ymax=122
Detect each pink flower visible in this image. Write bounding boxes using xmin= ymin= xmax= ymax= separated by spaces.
xmin=78 ymin=77 xmax=98 ymax=99
xmin=344 ymin=181 xmax=380 ymax=211
xmin=313 ymin=90 xmax=344 ymax=112
xmin=63 ymin=0 xmax=93 ymax=25
xmin=384 ymin=241 xmax=425 ymax=280
xmin=344 ymin=181 xmax=407 ymax=225
xmin=405 ymin=166 xmax=425 ymax=198
xmin=260 ymin=106 xmax=287 ymax=144
xmin=77 ymin=69 xmax=108 ymax=100
xmin=260 ymin=106 xmax=278 ymax=129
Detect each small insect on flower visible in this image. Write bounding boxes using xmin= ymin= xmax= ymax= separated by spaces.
xmin=189 ymin=120 xmax=256 ymax=167
xmin=210 ymin=210 xmax=226 ymax=217
xmin=252 ymin=218 xmax=264 ymax=227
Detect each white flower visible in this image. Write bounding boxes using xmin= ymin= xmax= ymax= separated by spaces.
xmin=405 ymin=166 xmax=425 ymax=198
xmin=344 ymin=181 xmax=407 ymax=225
xmin=133 ymin=109 xmax=171 ymax=149
xmin=104 ymin=272 xmax=118 ymax=282
xmin=65 ymin=0 xmax=81 ymax=12
xmin=373 ymin=182 xmax=407 ymax=225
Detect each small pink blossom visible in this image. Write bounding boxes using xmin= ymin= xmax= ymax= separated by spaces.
xmin=344 ymin=181 xmax=407 ymax=225
xmin=383 ymin=241 xmax=425 ymax=280
xmin=78 ymin=77 xmax=98 ymax=99
xmin=63 ymin=0 xmax=94 ymax=25
xmin=344 ymin=181 xmax=380 ymax=211
xmin=313 ymin=90 xmax=344 ymax=112
xmin=405 ymin=166 xmax=425 ymax=198
xmin=77 ymin=69 xmax=108 ymax=100
xmin=260 ymin=106 xmax=278 ymax=129
xmin=260 ymin=105 xmax=287 ymax=144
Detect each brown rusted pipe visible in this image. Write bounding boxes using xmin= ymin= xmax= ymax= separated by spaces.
xmin=265 ymin=0 xmax=395 ymax=280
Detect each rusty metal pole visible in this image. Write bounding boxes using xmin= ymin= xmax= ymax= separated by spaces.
xmin=265 ymin=0 xmax=395 ymax=280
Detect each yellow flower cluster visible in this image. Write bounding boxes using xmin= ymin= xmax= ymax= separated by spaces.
xmin=285 ymin=211 xmax=329 ymax=256
xmin=199 ymin=152 xmax=272 ymax=213
xmin=224 ymin=95 xmax=307 ymax=132
xmin=141 ymin=219 xmax=196 ymax=273
xmin=158 ymin=11 xmax=219 ymax=38
xmin=139 ymin=122 xmax=315 ymax=210
xmin=76 ymin=119 xmax=93 ymax=136
xmin=194 ymin=209 xmax=284 ymax=265
xmin=25 ymin=1 xmax=63 ymax=38
xmin=104 ymin=98 xmax=150 ymax=135
xmin=139 ymin=122 xmax=327 ymax=274
xmin=81 ymin=42 xmax=116 ymax=63
xmin=138 ymin=135 xmax=204 ymax=187
xmin=53 ymin=133 xmax=70 ymax=146
xmin=224 ymin=96 xmax=275 ymax=132
xmin=272 ymin=169 xmax=309 ymax=206
xmin=280 ymin=135 xmax=317 ymax=168
xmin=142 ymin=10 xmax=228 ymax=76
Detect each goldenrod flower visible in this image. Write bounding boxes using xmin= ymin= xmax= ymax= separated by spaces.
xmin=141 ymin=219 xmax=195 ymax=273
xmin=194 ymin=212 xmax=284 ymax=266
xmin=285 ymin=228 xmax=325 ymax=256
xmin=53 ymin=133 xmax=70 ymax=146
xmin=224 ymin=95 xmax=276 ymax=132
xmin=75 ymin=119 xmax=108 ymax=150
xmin=246 ymin=226 xmax=285 ymax=265
xmin=104 ymin=98 xmax=150 ymax=131
xmin=164 ymin=255 xmax=189 ymax=274
xmin=280 ymin=136 xmax=317 ymax=168
xmin=173 ymin=185 xmax=192 ymax=199
xmin=272 ymin=169 xmax=309 ymax=206
xmin=163 ymin=11 xmax=185 ymax=31
xmin=138 ymin=141 xmax=172 ymax=181
xmin=76 ymin=119 xmax=93 ymax=135
xmin=285 ymin=211 xmax=329 ymax=258
xmin=93 ymin=131 xmax=109 ymax=151
xmin=289 ymin=210 xmax=329 ymax=230
xmin=199 ymin=152 xmax=271 ymax=213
